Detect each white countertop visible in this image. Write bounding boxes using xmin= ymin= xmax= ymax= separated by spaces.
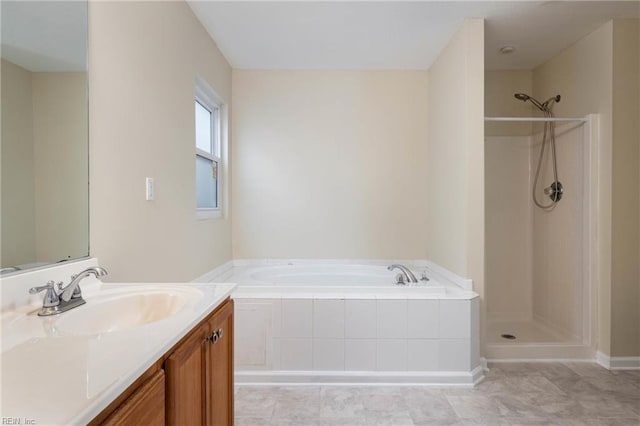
xmin=0 ymin=282 xmax=236 ymax=425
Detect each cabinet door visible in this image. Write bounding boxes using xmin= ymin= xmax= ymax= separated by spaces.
xmin=206 ymin=299 xmax=234 ymax=426
xmin=165 ymin=321 xmax=210 ymax=425
xmin=102 ymin=370 xmax=165 ymax=426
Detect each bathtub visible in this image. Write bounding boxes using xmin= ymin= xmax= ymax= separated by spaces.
xmin=231 ymin=264 xmax=433 ymax=286
xmin=226 ymin=263 xmax=456 ymax=297
xmin=210 ymin=261 xmax=482 ymax=386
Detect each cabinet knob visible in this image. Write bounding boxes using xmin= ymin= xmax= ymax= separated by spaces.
xmin=209 ymin=328 xmax=224 ymax=344
xmin=209 ymin=328 xmax=224 ymax=345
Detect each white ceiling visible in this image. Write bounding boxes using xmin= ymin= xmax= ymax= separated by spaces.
xmin=188 ymin=1 xmax=639 ymax=70
xmin=1 ymin=1 xmax=87 ymax=72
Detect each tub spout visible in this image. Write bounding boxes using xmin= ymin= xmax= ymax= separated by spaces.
xmin=387 ymin=264 xmax=418 ymax=283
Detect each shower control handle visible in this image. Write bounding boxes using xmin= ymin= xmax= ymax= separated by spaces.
xmin=544 ymin=181 xmax=564 ymax=202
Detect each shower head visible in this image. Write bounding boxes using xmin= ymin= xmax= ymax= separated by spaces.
xmin=514 ymin=92 xmax=545 ymax=111
xmin=514 ymin=92 xmax=560 ymax=112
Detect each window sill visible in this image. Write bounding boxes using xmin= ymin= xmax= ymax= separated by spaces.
xmin=196 ymin=209 xmax=222 ymax=220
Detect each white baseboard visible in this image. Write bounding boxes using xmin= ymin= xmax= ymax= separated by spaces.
xmin=236 ymin=367 xmax=484 ymax=387
xmin=480 ymin=357 xmax=488 ymax=371
xmin=487 ymin=358 xmax=594 ymax=363
xmin=596 ymin=351 xmax=640 ymax=370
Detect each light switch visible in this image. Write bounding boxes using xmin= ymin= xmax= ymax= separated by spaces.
xmin=146 ymin=177 xmax=154 ymax=201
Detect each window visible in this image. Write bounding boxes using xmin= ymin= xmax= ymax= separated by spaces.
xmin=195 ymin=78 xmax=224 ymax=219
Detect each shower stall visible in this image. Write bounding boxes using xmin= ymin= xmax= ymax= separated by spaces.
xmin=484 ymin=99 xmax=598 ymax=360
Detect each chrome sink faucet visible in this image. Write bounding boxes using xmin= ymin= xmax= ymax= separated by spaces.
xmin=387 ymin=264 xmax=418 ymax=284
xmin=62 ymin=266 xmax=108 ymax=302
xmin=29 ymin=266 xmax=108 ymax=316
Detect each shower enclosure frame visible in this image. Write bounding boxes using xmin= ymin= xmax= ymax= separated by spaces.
xmin=484 ymin=113 xmax=600 ymax=361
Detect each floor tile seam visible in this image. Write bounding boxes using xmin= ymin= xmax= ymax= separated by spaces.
xmin=444 ymin=395 xmax=561 ymax=420
xmin=402 ymin=394 xmax=459 ymax=418
xmin=407 ymin=412 xmax=462 ymax=423
xmin=317 ymin=414 xmax=368 ymax=420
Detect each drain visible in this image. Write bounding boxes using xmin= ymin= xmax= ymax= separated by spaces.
xmin=501 ymin=334 xmax=516 ymax=340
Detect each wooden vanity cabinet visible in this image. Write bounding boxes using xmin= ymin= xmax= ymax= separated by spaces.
xmin=164 ymin=320 xmax=210 ymax=424
xmin=102 ymin=370 xmax=165 ymax=426
xmin=165 ymin=298 xmax=234 ymax=425
xmin=205 ymin=299 xmax=234 ymax=426
xmin=91 ymin=298 xmax=234 ymax=426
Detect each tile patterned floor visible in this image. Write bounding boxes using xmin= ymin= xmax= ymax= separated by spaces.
xmin=234 ymin=363 xmax=640 ymax=425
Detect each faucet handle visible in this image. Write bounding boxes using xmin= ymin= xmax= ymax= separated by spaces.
xmin=29 ymin=281 xmax=60 ymax=308
xmin=29 ymin=281 xmax=55 ymax=294
xmin=395 ymin=273 xmax=407 ymax=286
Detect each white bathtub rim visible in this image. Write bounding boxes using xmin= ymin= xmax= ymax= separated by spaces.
xmin=232 ymin=259 xmax=426 ymax=267
xmin=192 ymin=260 xmax=234 ymax=283
xmin=232 ymin=288 xmax=477 ymax=300
xmin=230 ymin=263 xmax=417 ymax=288
xmin=422 ymin=260 xmax=473 ymax=291
xmin=200 ymin=259 xmax=476 ymax=295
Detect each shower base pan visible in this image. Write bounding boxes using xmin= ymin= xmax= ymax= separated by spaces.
xmin=486 ymin=318 xmax=594 ymax=361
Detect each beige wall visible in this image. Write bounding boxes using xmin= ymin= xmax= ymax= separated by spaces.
xmin=1 ymin=59 xmax=36 ymax=267
xmin=231 ymin=70 xmax=428 ymax=259
xmin=32 ymin=72 xmax=88 ymax=263
xmin=427 ymin=19 xmax=485 ymax=349
xmin=533 ymin=19 xmax=640 ymax=357
xmin=610 ymin=19 xmax=639 ymax=357
xmin=533 ymin=21 xmax=614 ymax=354
xmin=530 ymin=123 xmax=586 ymax=339
xmin=484 ymin=135 xmax=533 ymax=320
xmin=426 ymin=19 xmax=484 ymax=280
xmin=89 ymin=1 xmax=232 ymax=282
xmin=485 ymin=70 xmax=534 ymax=137
xmin=484 ymin=70 xmax=534 ymax=320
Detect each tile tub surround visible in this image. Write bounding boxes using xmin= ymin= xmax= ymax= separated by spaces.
xmin=234 ymin=297 xmax=481 ymax=385
xmin=209 ymin=260 xmax=481 ymax=385
xmin=234 ymin=362 xmax=640 ymax=425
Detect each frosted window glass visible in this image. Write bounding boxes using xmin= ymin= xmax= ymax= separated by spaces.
xmin=196 ymin=156 xmax=217 ymax=209
xmin=195 ymin=101 xmax=212 ymax=153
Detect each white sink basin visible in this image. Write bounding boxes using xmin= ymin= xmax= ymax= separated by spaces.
xmin=53 ymin=288 xmax=202 ymax=335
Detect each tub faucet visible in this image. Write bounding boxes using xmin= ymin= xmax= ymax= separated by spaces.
xmin=387 ymin=264 xmax=418 ymax=284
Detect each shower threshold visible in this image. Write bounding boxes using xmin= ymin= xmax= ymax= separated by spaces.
xmin=486 ymin=318 xmax=593 ymax=361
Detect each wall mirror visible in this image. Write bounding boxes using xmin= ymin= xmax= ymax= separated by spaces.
xmin=1 ymin=1 xmax=89 ymax=275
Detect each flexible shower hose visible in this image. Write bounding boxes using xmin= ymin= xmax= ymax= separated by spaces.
xmin=532 ymin=109 xmax=560 ymax=210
